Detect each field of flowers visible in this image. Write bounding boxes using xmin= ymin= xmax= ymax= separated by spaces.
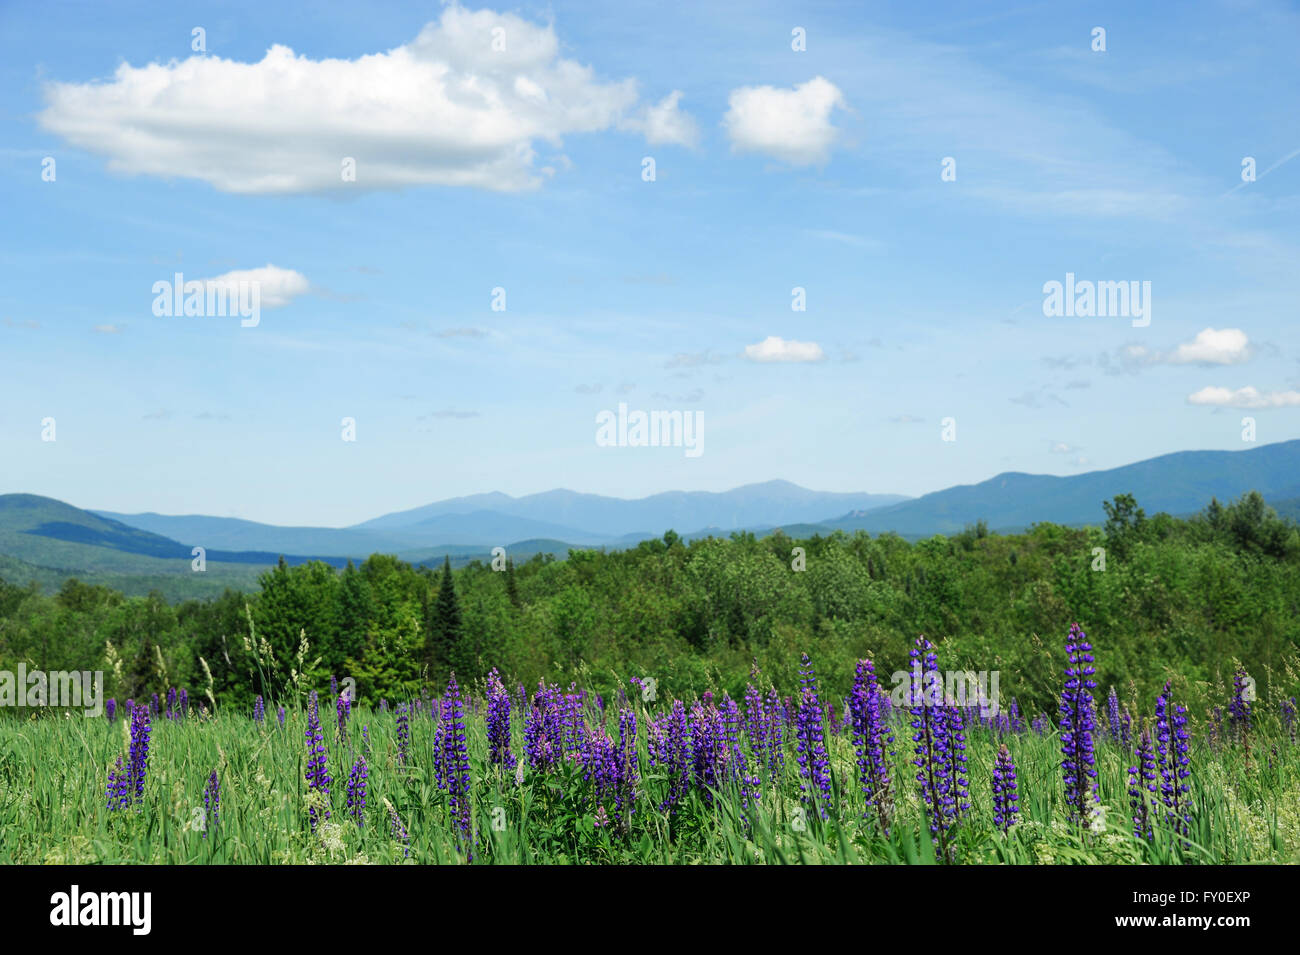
xmin=1 ymin=624 xmax=1297 ymax=865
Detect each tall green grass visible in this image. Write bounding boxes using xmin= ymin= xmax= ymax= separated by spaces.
xmin=0 ymin=702 xmax=1295 ymax=864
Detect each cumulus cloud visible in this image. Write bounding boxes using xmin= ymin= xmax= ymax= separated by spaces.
xmin=722 ymin=76 xmax=847 ymax=165
xmin=202 ymin=265 xmax=309 ymax=307
xmin=1187 ymin=386 xmax=1300 ymax=409
xmin=624 ymin=90 xmax=698 ymax=146
xmin=742 ymin=336 xmax=825 ymax=362
xmin=1101 ymin=328 xmax=1254 ymax=374
xmin=1166 ymin=327 xmax=1252 ymax=365
xmin=38 ymin=4 xmax=693 ymax=194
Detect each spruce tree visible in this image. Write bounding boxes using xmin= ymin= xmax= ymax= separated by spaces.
xmin=426 ymin=556 xmax=463 ymax=675
xmin=505 ymin=557 xmax=521 ymax=609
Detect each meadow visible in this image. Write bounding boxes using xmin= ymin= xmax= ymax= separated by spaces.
xmin=1 ymin=629 xmax=1296 ymax=865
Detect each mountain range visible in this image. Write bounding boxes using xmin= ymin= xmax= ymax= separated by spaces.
xmin=2 ymin=439 xmax=1297 ymax=599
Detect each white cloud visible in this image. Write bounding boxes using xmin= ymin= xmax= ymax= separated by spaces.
xmin=722 ymin=76 xmax=846 ymax=165
xmin=1166 ymin=327 xmax=1252 ymax=365
xmin=1102 ymin=328 xmax=1254 ymax=374
xmin=624 ymin=91 xmax=698 ymax=146
xmin=203 ymin=265 xmax=309 ymax=307
xmin=743 ymin=336 xmax=825 ymax=362
xmin=38 ymin=4 xmax=692 ymax=194
xmin=1187 ymin=386 xmax=1300 ymax=409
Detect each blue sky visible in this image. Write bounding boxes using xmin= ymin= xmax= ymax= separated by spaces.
xmin=2 ymin=0 xmax=1298 ymax=525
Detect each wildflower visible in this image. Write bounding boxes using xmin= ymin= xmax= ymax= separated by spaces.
xmin=991 ymin=744 xmax=1019 ymax=834
xmin=106 ymin=755 xmax=129 ymax=810
xmin=910 ymin=636 xmax=956 ymax=845
xmin=486 ymin=669 xmax=514 ymax=769
xmin=795 ymin=654 xmax=833 ymax=819
xmin=253 ymin=695 xmax=265 ymax=723
xmin=128 ymin=702 xmax=151 ymax=806
xmin=1228 ymin=669 xmax=1252 ymax=747
xmin=277 ymin=706 xmax=286 ymax=727
xmin=1107 ymin=687 xmax=1122 ymax=743
xmin=1128 ymin=727 xmax=1157 ymax=841
xmin=105 ymin=699 xmax=116 ymax=723
xmin=346 ymin=757 xmax=368 ymax=827
xmin=1155 ymin=682 xmax=1191 ymax=838
xmin=849 ymin=658 xmax=893 ymax=830
xmin=440 ymin=674 xmax=472 ymax=839
xmin=203 ymin=769 xmax=220 ymax=837
xmin=1059 ymin=624 xmax=1099 ymax=825
xmin=336 ymin=692 xmax=351 ymax=740
xmin=304 ymin=690 xmax=331 ymax=830
xmin=396 ymin=702 xmax=410 ymax=767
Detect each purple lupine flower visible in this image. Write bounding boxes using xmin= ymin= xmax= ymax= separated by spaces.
xmin=486 ymin=669 xmax=514 ymax=769
xmin=346 ymin=757 xmax=368 ymax=827
xmin=330 ymin=674 xmax=338 ymax=700
xmin=1059 ymin=623 xmax=1099 ymax=825
xmin=1031 ymin=712 xmax=1049 ymax=735
xmin=991 ymin=744 xmax=1019 ymax=833
xmin=1008 ymin=698 xmax=1024 ymax=734
xmin=764 ymin=686 xmax=785 ymax=780
xmin=253 ymin=694 xmax=265 ymax=723
xmin=1228 ymin=668 xmax=1252 ymax=745
xmin=1128 ymin=726 xmax=1157 ymax=841
xmin=151 ymin=693 xmax=160 ymax=718
xmin=203 ymin=769 xmax=220 ymax=837
xmin=616 ymin=706 xmax=639 ymax=824
xmin=1107 ymin=686 xmax=1122 ymax=743
xmin=396 ymin=702 xmax=411 ymax=767
xmin=524 ymin=681 xmax=563 ymax=772
xmin=795 ymin=654 xmax=833 ymax=819
xmin=1282 ymin=697 xmax=1297 ymax=745
xmin=379 ymin=698 xmax=388 ymax=713
xmin=106 ymin=755 xmax=129 ymax=810
xmin=336 ymin=692 xmax=351 ymax=739
xmin=849 ymin=658 xmax=893 ymax=831
xmin=127 ymin=702 xmax=151 ymax=805
xmin=277 ymin=705 xmax=286 ymax=727
xmin=105 ymin=698 xmax=116 ymax=722
xmin=388 ymin=803 xmax=410 ymax=858
xmin=166 ymin=687 xmax=177 ymax=721
xmin=179 ymin=688 xmax=188 ymax=719
xmin=125 ymin=698 xmax=134 ymax=718
xmin=944 ymin=704 xmax=970 ymax=821
xmin=1155 ymin=682 xmax=1191 ymax=838
xmin=440 ymin=674 xmax=472 ymax=839
xmin=1120 ymin=705 xmax=1132 ymax=749
xmin=743 ymin=681 xmax=768 ymax=776
xmin=362 ymin=724 xmax=371 ymax=756
xmin=688 ymin=698 xmax=726 ymax=804
xmin=721 ymin=693 xmax=741 ymax=774
xmin=910 ymin=636 xmax=956 ymax=845
xmin=304 ymin=690 xmax=330 ymax=830
xmin=652 ymin=700 xmax=691 ymax=813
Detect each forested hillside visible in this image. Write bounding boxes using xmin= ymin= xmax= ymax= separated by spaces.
xmin=2 ymin=491 xmax=1296 ymax=721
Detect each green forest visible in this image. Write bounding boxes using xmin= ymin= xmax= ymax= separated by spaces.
xmin=2 ymin=491 xmax=1297 ymax=722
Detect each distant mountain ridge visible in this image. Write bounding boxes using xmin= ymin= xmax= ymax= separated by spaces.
xmin=825 ymin=440 xmax=1300 ymax=535
xmin=4 ymin=439 xmax=1299 ymax=599
xmin=352 ymin=480 xmax=910 ymax=539
xmin=94 ymin=481 xmax=909 ymax=552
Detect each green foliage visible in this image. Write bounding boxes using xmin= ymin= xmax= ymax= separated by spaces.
xmin=1 ymin=491 xmax=1298 ymax=721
